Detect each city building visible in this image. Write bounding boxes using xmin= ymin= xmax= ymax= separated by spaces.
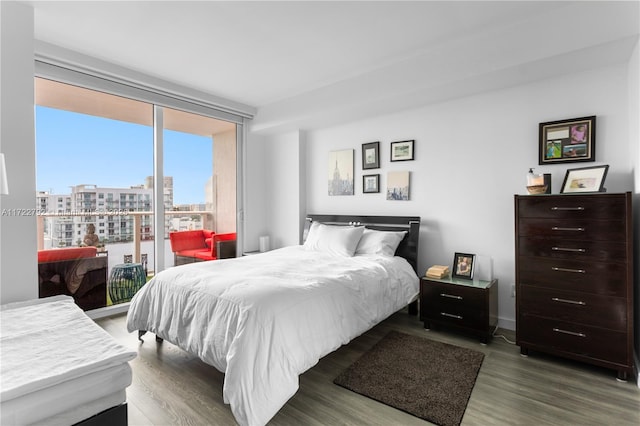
xmin=38 ymin=183 xmax=156 ymax=248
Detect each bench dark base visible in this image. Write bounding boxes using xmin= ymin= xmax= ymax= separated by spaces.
xmin=74 ymin=403 xmax=127 ymax=426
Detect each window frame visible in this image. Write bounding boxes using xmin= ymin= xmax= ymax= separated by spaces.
xmin=35 ymin=55 xmax=248 ymax=317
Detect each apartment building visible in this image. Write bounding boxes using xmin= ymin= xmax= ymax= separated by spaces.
xmin=37 ymin=183 xmax=154 ymax=248
xmin=35 ymin=177 xmax=210 ymax=248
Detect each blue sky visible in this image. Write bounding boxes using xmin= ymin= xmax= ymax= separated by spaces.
xmin=36 ymin=106 xmax=213 ymax=205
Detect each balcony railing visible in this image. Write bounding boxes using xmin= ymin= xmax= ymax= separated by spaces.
xmin=37 ymin=210 xmax=213 ymax=264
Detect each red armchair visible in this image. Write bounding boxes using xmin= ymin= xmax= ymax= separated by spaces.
xmin=169 ymin=230 xmax=237 ymax=265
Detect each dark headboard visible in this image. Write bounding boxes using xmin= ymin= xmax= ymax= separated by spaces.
xmin=303 ymin=215 xmax=421 ymax=273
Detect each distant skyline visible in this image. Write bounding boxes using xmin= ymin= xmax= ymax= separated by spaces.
xmin=36 ymin=106 xmax=213 ymax=205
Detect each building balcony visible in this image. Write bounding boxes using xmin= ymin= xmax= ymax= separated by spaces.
xmin=37 ymin=209 xmax=212 ymax=271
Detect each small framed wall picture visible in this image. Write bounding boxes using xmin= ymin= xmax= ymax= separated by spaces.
xmin=560 ymin=164 xmax=609 ymax=193
xmin=362 ymin=141 xmax=380 ymax=169
xmin=386 ymin=171 xmax=410 ymax=200
xmin=390 ymin=140 xmax=414 ymax=162
xmin=539 ymin=116 xmax=596 ymax=164
xmin=452 ymin=252 xmax=475 ymax=280
xmin=363 ymin=174 xmax=380 ymax=193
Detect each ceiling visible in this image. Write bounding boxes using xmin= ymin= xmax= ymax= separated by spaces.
xmin=24 ymin=1 xmax=640 ymax=133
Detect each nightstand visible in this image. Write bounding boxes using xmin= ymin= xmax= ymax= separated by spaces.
xmin=420 ymin=276 xmax=498 ymax=343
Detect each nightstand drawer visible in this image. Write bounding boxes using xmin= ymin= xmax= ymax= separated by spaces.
xmin=421 ymin=282 xmax=485 ymax=310
xmin=420 ymin=277 xmax=498 ymax=343
xmin=422 ymin=304 xmax=485 ymax=328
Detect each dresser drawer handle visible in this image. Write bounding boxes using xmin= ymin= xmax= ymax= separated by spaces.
xmin=552 ymin=267 xmax=586 ymax=274
xmin=551 ymin=206 xmax=585 ymax=211
xmin=440 ymin=312 xmax=463 ymax=320
xmin=552 ymin=247 xmax=586 ymax=253
xmin=551 ymin=227 xmax=585 ymax=232
xmin=552 ymin=327 xmax=586 ymax=338
xmin=551 ymin=297 xmax=586 ymax=306
xmin=440 ymin=293 xmax=463 ymax=300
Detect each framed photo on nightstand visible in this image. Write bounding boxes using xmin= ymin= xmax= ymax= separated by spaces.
xmin=452 ymin=252 xmax=475 ymax=280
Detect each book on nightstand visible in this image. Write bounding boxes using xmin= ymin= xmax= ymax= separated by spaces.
xmin=425 ymin=265 xmax=450 ymax=279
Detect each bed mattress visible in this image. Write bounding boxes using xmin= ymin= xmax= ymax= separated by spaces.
xmin=1 ymin=295 xmax=136 ymax=425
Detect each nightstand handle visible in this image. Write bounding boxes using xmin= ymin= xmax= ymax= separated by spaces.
xmin=551 ymin=226 xmax=585 ymax=232
xmin=440 ymin=312 xmax=463 ymax=320
xmin=551 ymin=206 xmax=585 ymax=211
xmin=440 ymin=293 xmax=463 ymax=300
xmin=552 ymin=297 xmax=586 ymax=306
xmin=553 ymin=328 xmax=586 ymax=338
xmin=552 ymin=267 xmax=586 ymax=274
xmin=552 ymin=247 xmax=586 ymax=253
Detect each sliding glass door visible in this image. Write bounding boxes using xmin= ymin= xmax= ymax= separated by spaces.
xmin=162 ymin=107 xmax=236 ymax=267
xmin=35 ymin=77 xmax=238 ymax=312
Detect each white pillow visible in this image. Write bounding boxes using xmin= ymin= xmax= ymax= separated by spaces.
xmin=304 ymin=222 xmax=365 ymax=257
xmin=355 ymin=229 xmax=407 ymax=257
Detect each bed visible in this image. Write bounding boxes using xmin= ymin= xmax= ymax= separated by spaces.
xmin=126 ymin=214 xmax=420 ymax=426
xmin=0 ymin=295 xmax=137 ymax=426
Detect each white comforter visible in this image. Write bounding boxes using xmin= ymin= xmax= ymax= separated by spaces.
xmin=126 ymin=245 xmax=419 ymax=426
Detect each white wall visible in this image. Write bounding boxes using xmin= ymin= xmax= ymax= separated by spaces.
xmin=260 ymin=130 xmax=305 ymax=249
xmin=243 ymin=132 xmax=267 ymax=252
xmin=0 ymin=2 xmax=37 ymax=304
xmin=244 ymin=130 xmax=305 ymax=252
xmin=255 ymin=64 xmax=634 ymax=330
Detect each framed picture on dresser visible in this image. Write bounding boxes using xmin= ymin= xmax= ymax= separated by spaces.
xmin=560 ymin=164 xmax=609 ymax=193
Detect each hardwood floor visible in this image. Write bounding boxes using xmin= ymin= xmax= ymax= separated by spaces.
xmin=97 ymin=310 xmax=640 ymax=425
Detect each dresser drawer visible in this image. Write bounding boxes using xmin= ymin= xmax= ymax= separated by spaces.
xmin=517 ymin=195 xmax=627 ymax=220
xmin=519 ymin=286 xmax=627 ymax=331
xmin=518 ymin=237 xmax=626 ymax=262
xmin=518 ymin=218 xmax=626 ymax=240
xmin=518 ymin=315 xmax=629 ymax=365
xmin=518 ymin=256 xmax=627 ymax=296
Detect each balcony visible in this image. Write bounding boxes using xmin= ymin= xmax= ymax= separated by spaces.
xmin=37 ymin=210 xmax=213 ymax=277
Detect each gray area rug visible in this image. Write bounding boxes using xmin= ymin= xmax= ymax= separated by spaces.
xmin=334 ymin=330 xmax=484 ymax=426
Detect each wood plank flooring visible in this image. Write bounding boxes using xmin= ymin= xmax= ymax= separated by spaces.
xmin=97 ymin=310 xmax=640 ymax=425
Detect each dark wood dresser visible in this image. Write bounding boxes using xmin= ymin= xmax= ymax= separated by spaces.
xmin=515 ymin=192 xmax=633 ymax=380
